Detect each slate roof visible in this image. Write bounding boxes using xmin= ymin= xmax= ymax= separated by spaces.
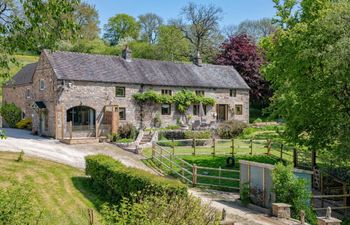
xmin=6 ymin=63 xmax=37 ymax=86
xmin=44 ymin=50 xmax=250 ymax=90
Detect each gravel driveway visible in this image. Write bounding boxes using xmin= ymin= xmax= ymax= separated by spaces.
xmin=0 ymin=128 xmax=154 ymax=173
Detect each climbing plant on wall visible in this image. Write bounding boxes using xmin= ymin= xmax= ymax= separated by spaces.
xmin=132 ymin=89 xmax=215 ymax=113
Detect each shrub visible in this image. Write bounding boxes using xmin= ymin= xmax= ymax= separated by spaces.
xmin=0 ymin=181 xmax=41 ymax=225
xmin=159 ymin=130 xmax=185 ymax=140
xmin=217 ymin=120 xmax=247 ymax=139
xmin=253 ymin=118 xmax=263 ymax=123
xmin=240 ymin=182 xmax=251 ymax=206
xmin=118 ymin=123 xmax=137 ymax=140
xmin=101 ymin=194 xmax=220 ymax=225
xmin=108 ymin=133 xmax=119 ymax=142
xmin=184 ymin=130 xmax=211 ymax=139
xmin=85 ymin=155 xmax=187 ymax=203
xmin=272 ymin=163 xmax=316 ymax=224
xmin=165 ymin=125 xmax=181 ymax=130
xmin=0 ymin=103 xmax=21 ymax=128
xmin=16 ymin=118 xmax=32 ymax=129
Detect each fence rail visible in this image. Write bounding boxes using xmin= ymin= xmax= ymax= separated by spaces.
xmin=152 ymin=143 xmax=240 ymax=191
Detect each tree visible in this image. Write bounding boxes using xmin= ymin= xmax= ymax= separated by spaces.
xmin=215 ymin=34 xmax=271 ymax=106
xmin=74 ymin=2 xmax=100 ymax=40
xmin=225 ymin=18 xmax=276 ymax=42
xmin=138 ymin=13 xmax=163 ymax=44
xmin=171 ymin=2 xmax=223 ymax=60
xmin=103 ymin=14 xmax=140 ymax=46
xmin=261 ymin=0 xmax=350 ymax=162
xmin=157 ymin=25 xmax=190 ymax=62
xmin=0 ymin=0 xmax=80 ymax=78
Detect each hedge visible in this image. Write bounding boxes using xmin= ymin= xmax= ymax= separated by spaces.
xmin=85 ymin=155 xmax=187 ymax=203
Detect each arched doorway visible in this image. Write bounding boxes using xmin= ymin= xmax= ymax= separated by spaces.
xmin=67 ymin=106 xmax=96 ymax=131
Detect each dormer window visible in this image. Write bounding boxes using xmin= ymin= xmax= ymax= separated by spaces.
xmin=39 ymin=79 xmax=45 ymax=90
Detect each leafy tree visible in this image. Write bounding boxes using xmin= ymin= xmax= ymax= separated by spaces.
xmin=129 ymin=41 xmax=160 ymax=60
xmin=171 ymin=2 xmax=223 ymax=61
xmin=261 ymin=0 xmax=350 ymax=162
xmin=1 ymin=103 xmax=22 ymax=128
xmin=157 ymin=25 xmax=190 ymax=62
xmin=138 ymin=13 xmax=163 ymax=44
xmin=272 ymin=163 xmax=316 ymax=224
xmin=215 ymin=34 xmax=271 ymax=106
xmin=224 ymin=18 xmax=276 ymax=42
xmin=74 ymin=1 xmax=100 ymax=40
xmin=103 ymin=14 xmax=140 ymax=46
xmin=0 ymin=0 xmax=80 ymax=78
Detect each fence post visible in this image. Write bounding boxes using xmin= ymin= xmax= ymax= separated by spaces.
xmin=219 ymin=166 xmax=221 ymax=185
xmin=172 ymin=139 xmax=175 ymax=155
xmin=266 ymin=139 xmax=272 ymax=155
xmin=250 ymin=139 xmax=253 ymax=155
xmin=88 ymin=208 xmax=94 ymax=225
xmin=181 ymin=160 xmax=185 ymax=183
xmin=152 ymin=142 xmax=156 ymax=160
xmin=280 ymin=144 xmax=284 ymax=160
xmin=212 ymin=138 xmax=216 ymax=156
xmin=192 ymin=164 xmax=197 ymax=186
xmin=293 ymin=148 xmax=298 ymax=167
xmin=231 ymin=139 xmax=235 ymax=156
xmin=192 ymin=138 xmax=196 ymax=156
xmin=344 ymin=184 xmax=347 ymax=216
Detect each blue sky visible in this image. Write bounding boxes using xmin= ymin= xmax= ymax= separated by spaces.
xmin=85 ymin=0 xmax=276 ymax=31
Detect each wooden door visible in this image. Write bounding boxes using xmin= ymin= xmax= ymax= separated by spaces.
xmin=217 ymin=104 xmax=228 ymax=122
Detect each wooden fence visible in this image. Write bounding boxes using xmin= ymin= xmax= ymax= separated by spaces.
xmin=156 ymin=138 xmax=302 ymax=165
xmin=152 ymin=143 xmax=240 ymax=191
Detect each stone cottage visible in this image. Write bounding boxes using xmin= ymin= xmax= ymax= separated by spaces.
xmin=2 ymin=49 xmax=250 ymax=141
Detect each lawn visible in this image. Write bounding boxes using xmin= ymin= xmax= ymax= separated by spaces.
xmin=0 ymin=152 xmax=103 ymax=225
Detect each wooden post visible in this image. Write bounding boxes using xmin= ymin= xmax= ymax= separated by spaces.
xmin=192 ymin=138 xmax=196 ymax=156
xmin=95 ymin=119 xmax=99 ymax=138
xmin=293 ymin=148 xmax=298 ymax=168
xmin=88 ymin=209 xmax=94 ymax=225
xmin=311 ymin=149 xmax=317 ymax=168
xmin=192 ymin=164 xmax=197 ymax=186
xmin=172 ymin=139 xmax=175 ymax=155
xmin=212 ymin=138 xmax=216 ymax=156
xmin=262 ymin=167 xmax=266 ymax=206
xmin=344 ymin=184 xmax=347 ymax=216
xmin=219 ymin=166 xmax=221 ymax=185
xmin=280 ymin=143 xmax=284 ymax=160
xmin=69 ymin=121 xmax=72 ymax=139
xmin=181 ymin=160 xmax=185 ymax=182
xmin=152 ymin=142 xmax=156 ymax=160
xmin=267 ymin=139 xmax=272 ymax=155
xmin=231 ymin=139 xmax=235 ymax=156
xmin=250 ymin=139 xmax=253 ymax=155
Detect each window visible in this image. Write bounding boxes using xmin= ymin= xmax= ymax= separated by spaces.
xmin=161 ymin=89 xmax=172 ymax=96
xmin=235 ymin=104 xmax=243 ymax=115
xmin=195 ymin=90 xmax=205 ymax=96
xmin=26 ymin=89 xmax=30 ymax=99
xmin=116 ymin=87 xmax=125 ymax=97
xmin=230 ymin=89 xmax=237 ymax=97
xmin=193 ymin=104 xmax=207 ymax=116
xmin=161 ymin=104 xmax=171 ymax=115
xmin=39 ymin=79 xmax=45 ymax=90
xmin=119 ymin=107 xmax=126 ymax=120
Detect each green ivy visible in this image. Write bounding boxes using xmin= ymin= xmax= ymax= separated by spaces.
xmin=133 ymin=90 xmax=215 ymax=114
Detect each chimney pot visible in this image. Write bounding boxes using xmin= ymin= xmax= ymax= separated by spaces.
xmin=122 ymin=45 xmax=132 ymax=62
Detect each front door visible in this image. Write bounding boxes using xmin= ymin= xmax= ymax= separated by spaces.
xmin=217 ymin=104 xmax=228 ymax=122
xmin=39 ymin=112 xmax=46 ymax=135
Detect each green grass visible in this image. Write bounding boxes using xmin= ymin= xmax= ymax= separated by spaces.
xmin=0 ymin=152 xmax=103 ymax=225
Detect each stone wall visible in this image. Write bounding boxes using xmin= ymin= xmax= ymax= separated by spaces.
xmin=2 ymin=84 xmax=33 ymax=120
xmin=31 ymin=52 xmax=58 ymax=137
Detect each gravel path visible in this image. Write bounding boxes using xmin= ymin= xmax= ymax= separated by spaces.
xmin=0 ymin=128 xmax=154 ymax=173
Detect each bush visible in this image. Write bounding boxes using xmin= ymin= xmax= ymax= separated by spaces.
xmin=165 ymin=125 xmax=181 ymax=130
xmin=118 ymin=123 xmax=137 ymax=140
xmin=16 ymin=118 xmax=32 ymax=129
xmin=217 ymin=120 xmax=247 ymax=139
xmin=272 ymin=163 xmax=316 ymax=224
xmin=85 ymin=155 xmax=187 ymax=203
xmin=0 ymin=181 xmax=41 ymax=225
xmin=101 ymin=194 xmax=220 ymax=225
xmin=1 ymin=103 xmax=21 ymax=128
xmin=184 ymin=130 xmax=211 ymax=139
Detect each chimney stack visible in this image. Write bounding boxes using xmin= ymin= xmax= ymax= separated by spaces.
xmin=122 ymin=45 xmax=132 ymax=62
xmin=194 ymin=51 xmax=202 ymax=66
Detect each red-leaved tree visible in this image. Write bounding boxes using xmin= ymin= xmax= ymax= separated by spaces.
xmin=215 ymin=34 xmax=271 ymax=106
